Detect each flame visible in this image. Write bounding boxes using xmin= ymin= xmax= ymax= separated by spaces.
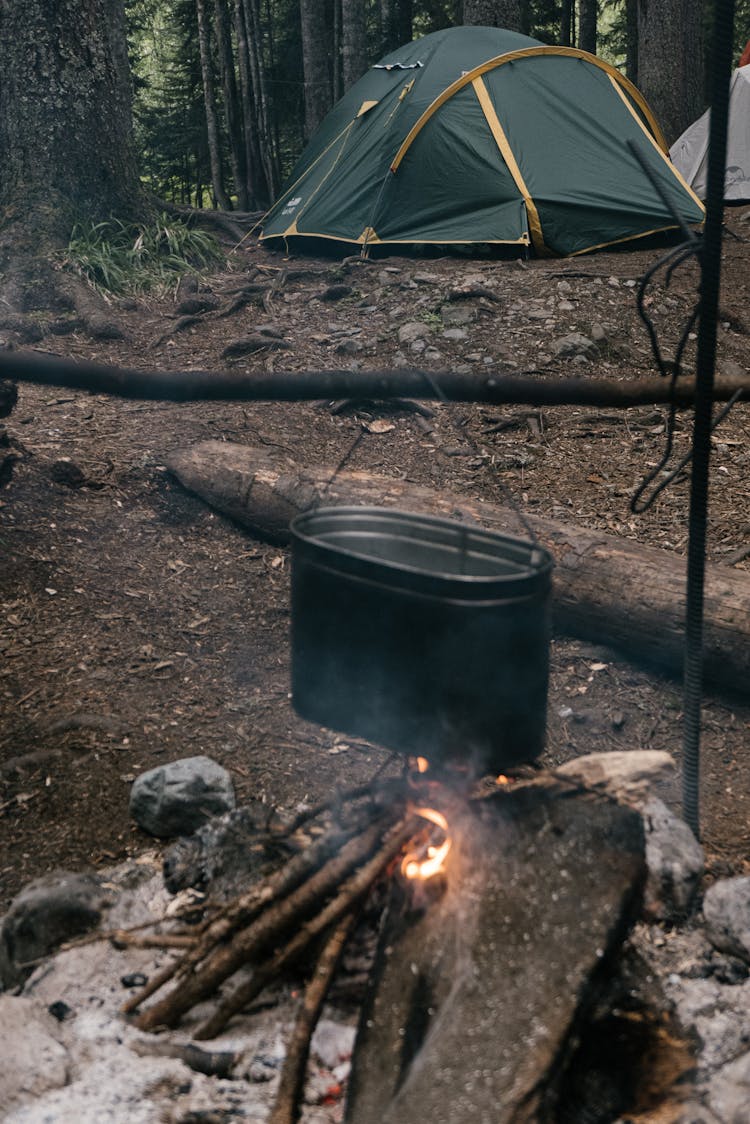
xmin=416 ymin=756 xmax=429 ymax=774
xmin=496 ymin=774 xmax=511 ymax=786
xmin=402 ymin=806 xmax=451 ymax=881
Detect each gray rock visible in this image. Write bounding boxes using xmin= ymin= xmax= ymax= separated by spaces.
xmin=590 ymin=322 xmax=608 ymax=346
xmin=129 ymin=755 xmax=235 ymax=838
xmin=440 ymin=302 xmax=477 ymax=327
xmin=0 ymin=996 xmax=68 ymax=1112
xmin=556 ymin=750 xmax=675 ymax=801
xmin=717 ymin=357 xmax=746 ymax=378
xmin=642 ymin=796 xmax=704 ymax=921
xmin=398 ymin=321 xmax=431 ymax=345
xmin=442 ymin=328 xmax=468 ymax=342
xmin=703 ymin=876 xmax=750 ymax=963
xmin=335 ymin=338 xmax=363 ymax=355
xmin=552 ymin=332 xmax=598 ymax=359
xmin=707 ymin=1050 xmax=750 ymax=1123
xmin=1 ymin=872 xmax=113 ymax=988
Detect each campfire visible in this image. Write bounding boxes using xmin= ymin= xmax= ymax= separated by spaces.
xmin=109 ymin=752 xmax=682 ymax=1124
xmin=113 ymin=510 xmax=687 ymax=1123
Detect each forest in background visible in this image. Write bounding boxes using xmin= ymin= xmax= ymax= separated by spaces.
xmin=125 ymin=0 xmax=750 ymax=215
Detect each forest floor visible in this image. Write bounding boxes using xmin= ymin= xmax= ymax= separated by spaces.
xmin=1 ymin=214 xmax=750 ymax=912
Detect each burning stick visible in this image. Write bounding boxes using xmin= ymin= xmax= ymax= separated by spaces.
xmin=133 ymin=811 xmax=414 ymax=1033
xmin=265 ymin=913 xmax=356 ymax=1124
xmin=123 ymin=821 xmax=365 ymax=1017
xmin=193 ymin=813 xmax=421 ymax=1039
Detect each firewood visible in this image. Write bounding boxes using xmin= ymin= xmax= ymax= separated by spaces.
xmin=167 ymin=440 xmax=750 ymax=698
xmin=268 ymin=913 xmax=357 ymax=1124
xmin=133 ymin=812 xmax=404 ymax=1032
xmin=193 ymin=813 xmax=421 ymax=1040
xmin=123 ymin=821 xmax=365 ymax=1017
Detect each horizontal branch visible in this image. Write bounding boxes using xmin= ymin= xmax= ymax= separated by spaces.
xmin=1 ymin=347 xmax=747 ymax=408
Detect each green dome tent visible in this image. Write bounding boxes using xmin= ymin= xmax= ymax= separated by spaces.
xmin=260 ymin=26 xmax=704 ymax=258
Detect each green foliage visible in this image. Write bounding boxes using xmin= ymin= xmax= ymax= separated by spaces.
xmin=63 ymin=214 xmax=224 ymax=295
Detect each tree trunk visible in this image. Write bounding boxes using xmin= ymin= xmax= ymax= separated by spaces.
xmin=242 ymin=0 xmax=279 ymax=196
xmin=625 ymin=0 xmax=638 ymax=84
xmin=214 ymin=0 xmax=249 ymax=210
xmin=578 ymin=0 xmax=597 ymax=55
xmin=300 ymin=0 xmax=333 ymax=141
xmin=233 ymin=0 xmax=271 ymax=208
xmin=195 ymin=0 xmax=232 ymax=210
xmin=560 ymin=0 xmax=574 ymax=46
xmin=0 ymin=0 xmax=147 ymax=313
xmin=637 ymin=0 xmax=703 ymax=144
xmin=342 ymin=0 xmax=368 ymax=90
xmin=165 ymin=441 xmax=750 ymax=699
xmin=396 ymin=0 xmax=413 ymax=44
xmin=463 ymin=0 xmax=522 ymax=31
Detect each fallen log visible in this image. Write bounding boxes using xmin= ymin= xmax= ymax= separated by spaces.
xmin=167 ymin=440 xmax=750 ymax=698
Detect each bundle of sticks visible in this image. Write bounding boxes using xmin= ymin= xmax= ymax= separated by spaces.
xmin=121 ymin=775 xmax=458 ymax=1124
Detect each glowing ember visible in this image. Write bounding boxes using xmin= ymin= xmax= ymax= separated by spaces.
xmin=496 ymin=774 xmax=511 ymax=786
xmin=402 ymin=806 xmax=451 ymax=881
xmin=416 ymin=756 xmax=430 ymax=774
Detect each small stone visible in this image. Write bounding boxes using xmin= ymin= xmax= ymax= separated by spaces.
xmin=642 ymin=797 xmax=705 ymax=922
xmin=121 ymin=972 xmax=148 ymax=988
xmin=557 ymin=281 xmax=573 ymax=296
xmin=335 ymin=338 xmax=363 ymax=355
xmin=703 ymin=876 xmax=750 ymax=963
xmin=398 ymin=321 xmax=431 ymax=345
xmin=552 ymin=333 xmax=598 ymax=359
xmin=591 ymin=322 xmax=608 ymax=346
xmin=129 ymin=755 xmax=236 ymax=839
xmin=440 ymin=302 xmax=477 ymax=328
xmin=443 ymin=328 xmax=468 ymax=342
xmin=0 ymin=871 xmax=113 ymax=988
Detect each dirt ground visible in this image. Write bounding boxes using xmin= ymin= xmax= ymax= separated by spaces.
xmin=1 ymin=214 xmax=749 ymax=913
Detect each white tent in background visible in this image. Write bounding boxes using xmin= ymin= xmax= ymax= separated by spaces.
xmin=670 ymin=65 xmax=750 ymax=201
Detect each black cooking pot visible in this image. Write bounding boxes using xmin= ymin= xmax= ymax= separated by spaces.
xmin=290 ymin=507 xmax=553 ymax=775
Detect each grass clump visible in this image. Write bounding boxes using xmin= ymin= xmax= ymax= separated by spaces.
xmin=64 ymin=214 xmax=224 ymax=296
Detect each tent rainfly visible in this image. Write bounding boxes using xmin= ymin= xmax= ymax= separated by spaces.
xmin=670 ymin=65 xmax=750 ymax=202
xmin=261 ymin=26 xmax=705 ymax=257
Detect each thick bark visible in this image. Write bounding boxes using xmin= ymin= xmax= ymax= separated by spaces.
xmin=0 ymin=0 xmax=147 ymax=313
xmin=233 ymin=0 xmax=270 ymax=208
xmin=342 ymin=0 xmax=368 ymax=90
xmin=463 ymin=0 xmax=522 ymax=31
xmin=166 ymin=441 xmax=750 ymax=699
xmin=214 ymin=0 xmax=249 ymax=211
xmin=242 ymin=0 xmax=279 ymax=196
xmin=195 ymin=0 xmax=232 ymax=210
xmin=560 ymin=0 xmax=574 ymax=46
xmin=625 ymin=0 xmax=638 ymax=84
xmin=396 ymin=0 xmax=413 ymax=44
xmin=578 ymin=0 xmax=597 ymax=55
xmin=300 ymin=0 xmax=333 ymax=141
xmin=637 ymin=0 xmax=703 ymax=144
